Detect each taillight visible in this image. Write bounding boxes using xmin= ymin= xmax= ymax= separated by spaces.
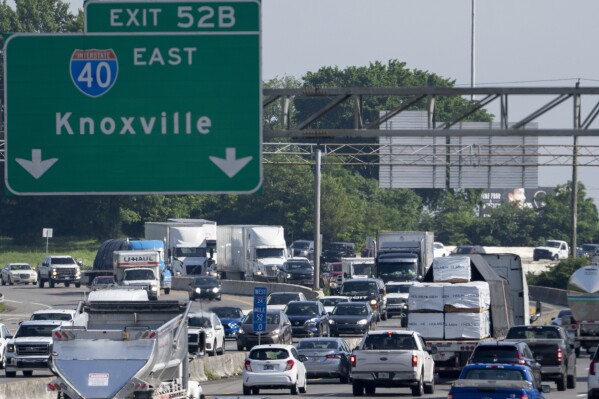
xmin=521 ymin=394 xmax=529 ymax=399
xmin=285 ymin=359 xmax=295 ymax=371
xmin=447 ymin=393 xmax=454 ymax=399
xmin=517 ymin=351 xmax=525 ymax=365
xmin=557 ymin=347 xmax=563 ymax=362
xmin=325 ymin=354 xmax=341 ymax=359
xmin=350 ymin=354 xmax=357 ymax=367
xmin=244 ymin=360 xmax=252 ymax=371
xmin=412 ymin=355 xmax=418 ymax=367
xmin=591 ymin=360 xmax=596 ymax=376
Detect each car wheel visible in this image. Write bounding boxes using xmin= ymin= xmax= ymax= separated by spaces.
xmin=424 ymin=373 xmax=435 ymax=394
xmin=533 ymin=257 xmax=539 ymax=261
xmin=553 ymin=254 xmax=559 ymax=261
xmin=340 ymin=373 xmax=349 ymax=384
xmin=567 ymin=373 xmax=576 ymax=389
xmin=38 ymin=276 xmax=44 ymax=288
xmin=22 ymin=370 xmax=33 ymax=377
xmin=365 ymin=384 xmax=375 ymax=395
xmin=1 ymin=277 xmax=4 ymax=286
xmin=575 ymin=347 xmax=581 ymax=357
xmin=218 ymin=339 xmax=225 ymax=355
xmin=290 ymin=382 xmax=298 ymax=395
xmin=0 ymin=356 xmax=5 ymax=369
xmin=164 ymin=288 xmax=170 ymax=295
xmin=65 ymin=282 xmax=70 ymax=287
xmin=209 ymin=341 xmax=216 ymax=357
xmin=49 ymin=279 xmax=55 ymax=288
xmin=251 ymin=387 xmax=260 ymax=395
xmin=242 ymin=385 xmax=251 ymax=395
xmin=381 ymin=310 xmax=387 ymax=321
xmin=237 ymin=343 xmax=245 ymax=351
xmin=8 ymin=277 xmax=13 ymax=286
xmin=5 ymin=370 xmax=16 ymax=378
xmin=75 ymin=282 xmax=81 ymax=288
xmin=556 ymin=373 xmax=566 ymax=391
xmin=411 ymin=373 xmax=424 ymax=396
xmin=352 ymin=381 xmax=364 ymax=396
xmin=299 ymin=376 xmax=307 ymax=394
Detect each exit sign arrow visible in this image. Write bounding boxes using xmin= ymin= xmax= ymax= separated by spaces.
xmin=210 ymin=148 xmax=253 ymax=178
xmin=15 ymin=149 xmax=58 ymax=179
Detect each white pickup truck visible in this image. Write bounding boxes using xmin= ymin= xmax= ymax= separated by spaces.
xmin=349 ymin=330 xmax=436 ymax=396
xmin=533 ymin=240 xmax=569 ymax=261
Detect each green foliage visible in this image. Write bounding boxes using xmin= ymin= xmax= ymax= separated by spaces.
xmin=0 ymin=237 xmax=99 ymax=269
xmin=527 ymin=257 xmax=591 ymax=289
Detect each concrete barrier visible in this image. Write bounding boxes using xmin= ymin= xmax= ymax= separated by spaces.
xmin=173 ymin=277 xmax=321 ymax=299
xmin=0 ymin=377 xmax=55 ymax=399
xmin=529 ymin=285 xmax=568 ymax=307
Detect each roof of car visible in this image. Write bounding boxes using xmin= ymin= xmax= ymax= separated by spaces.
xmin=320 ymin=296 xmax=349 ymax=300
xmin=285 ymin=257 xmax=311 ymax=262
xmin=20 ymin=320 xmax=70 ymax=326
xmin=249 ymin=344 xmax=294 ymax=351
xmin=6 ymin=263 xmax=30 ymax=266
xmin=365 ymin=330 xmax=414 ymax=336
xmin=461 ymin=363 xmax=530 ymax=371
xmin=32 ymin=309 xmax=76 ymax=315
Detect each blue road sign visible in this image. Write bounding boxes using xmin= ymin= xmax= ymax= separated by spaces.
xmin=253 ymin=286 xmax=267 ymax=332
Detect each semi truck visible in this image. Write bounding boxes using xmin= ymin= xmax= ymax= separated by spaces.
xmin=375 ymin=231 xmax=434 ymax=283
xmin=113 ymin=250 xmax=161 ymax=300
xmin=216 ymin=225 xmax=287 ymax=280
xmin=145 ymin=219 xmax=217 ymax=277
xmin=47 ymin=298 xmax=203 ymax=399
xmin=567 ymin=265 xmax=599 ymax=356
xmin=84 ymin=238 xmax=172 ymax=294
xmin=415 ymin=253 xmax=531 ymax=377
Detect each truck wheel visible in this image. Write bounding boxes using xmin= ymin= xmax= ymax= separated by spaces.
xmin=164 ymin=288 xmax=170 ymax=295
xmin=553 ymin=254 xmax=559 ymax=261
xmin=381 ymin=311 xmax=388 ymax=321
xmin=567 ymin=374 xmax=576 ymax=389
xmin=38 ymin=276 xmax=44 ymax=288
xmin=65 ymin=282 xmax=70 ymax=287
xmin=242 ymin=386 xmax=251 ymax=395
xmin=75 ymin=282 xmax=81 ymax=288
xmin=364 ymin=384 xmax=375 ymax=395
xmin=22 ymin=370 xmax=33 ymax=377
xmin=5 ymin=370 xmax=16 ymax=378
xmin=575 ymin=347 xmax=581 ymax=357
xmin=411 ymin=374 xmax=424 ymax=396
xmin=424 ymin=375 xmax=435 ymax=394
xmin=556 ymin=373 xmax=566 ymax=391
xmin=49 ymin=279 xmax=55 ymax=288
xmin=352 ymin=381 xmax=364 ymax=396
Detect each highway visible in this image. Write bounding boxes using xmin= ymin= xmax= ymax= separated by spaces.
xmin=0 ymin=283 xmax=590 ymax=399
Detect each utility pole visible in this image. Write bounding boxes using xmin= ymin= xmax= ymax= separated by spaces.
xmin=313 ymin=148 xmax=322 ymax=291
xmin=571 ymin=83 xmax=581 ymax=257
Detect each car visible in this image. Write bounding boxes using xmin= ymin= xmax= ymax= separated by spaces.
xmin=89 ymin=275 xmax=115 ymax=290
xmin=385 ymin=281 xmax=413 ymax=326
xmin=329 ymin=301 xmax=376 ymax=336
xmin=284 ymin=300 xmax=330 ymax=338
xmin=188 ymin=311 xmax=225 ymax=356
xmin=590 ymin=347 xmax=599 ymax=399
xmin=288 ymin=240 xmax=315 ymax=261
xmin=236 ymin=309 xmax=293 ymax=351
xmin=433 ymin=242 xmax=447 ymax=258
xmin=453 ymin=245 xmax=486 ymax=254
xmin=551 ymin=308 xmax=574 ymax=326
xmin=1 ymin=263 xmax=37 ymax=285
xmin=448 ymin=363 xmax=550 ymax=399
xmin=322 ymin=242 xmax=356 ymax=262
xmin=338 ymin=277 xmax=387 ymax=321
xmin=468 ymin=341 xmax=542 ymax=388
xmin=296 ymin=337 xmax=351 ymax=383
xmin=209 ymin=306 xmax=245 ymax=339
xmin=242 ymin=344 xmax=308 ymax=395
xmin=0 ymin=324 xmax=11 ymax=369
xmin=577 ymin=243 xmax=599 ymax=257
xmin=266 ymin=291 xmax=307 ymax=311
xmin=188 ymin=276 xmax=222 ymax=301
xmin=318 ymin=296 xmax=350 ymax=313
xmin=29 ymin=309 xmax=78 ymax=322
xmin=276 ymin=258 xmax=314 ymax=286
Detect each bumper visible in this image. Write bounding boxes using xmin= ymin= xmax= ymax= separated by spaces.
xmin=331 ymin=324 xmax=369 ymax=335
xmin=237 ymin=334 xmax=283 ymax=348
xmin=10 ymin=276 xmax=37 ymax=284
xmin=51 ymin=277 xmax=81 ymax=284
xmin=352 ymin=371 xmax=419 ymax=387
xmin=224 ymin=328 xmax=240 ymax=338
xmin=189 ymin=292 xmax=221 ymax=300
xmin=6 ymin=356 xmax=49 ymax=371
xmin=243 ymin=372 xmax=297 ymax=388
xmin=589 ymin=386 xmax=599 ymax=399
xmin=305 ymin=361 xmax=345 ymax=377
xmin=541 ymin=366 xmax=566 ymax=379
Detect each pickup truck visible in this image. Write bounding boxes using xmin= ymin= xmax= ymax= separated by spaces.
xmin=37 ymin=255 xmax=82 ymax=288
xmin=505 ymin=324 xmax=576 ymax=391
xmin=533 ymin=240 xmax=569 ymax=261
xmin=350 ymin=330 xmax=435 ymax=396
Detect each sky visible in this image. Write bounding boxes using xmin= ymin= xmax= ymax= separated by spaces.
xmin=61 ymin=0 xmax=599 ymax=204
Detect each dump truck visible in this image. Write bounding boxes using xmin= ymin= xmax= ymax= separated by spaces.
xmin=567 ymin=265 xmax=599 ymax=356
xmin=47 ymin=298 xmax=203 ymax=399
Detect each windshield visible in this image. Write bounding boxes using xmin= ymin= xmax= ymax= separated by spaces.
xmin=243 ymin=312 xmax=280 ymax=324
xmin=472 ymin=347 xmax=519 ymax=362
xmin=123 ymin=269 xmax=155 ymax=280
xmin=582 ymin=244 xmax=599 ymax=251
xmin=363 ymin=334 xmax=416 ymax=350
xmin=286 ymin=262 xmax=312 ymax=271
xmin=174 ymin=247 xmax=206 ymax=258
xmin=545 ymin=241 xmax=561 ymax=248
xmin=377 ymin=263 xmax=417 ymax=282
xmin=340 ymin=281 xmax=377 ymax=296
xmin=353 ymin=263 xmax=373 ymax=276
xmin=16 ymin=324 xmax=57 ymax=337
xmin=286 ymin=302 xmax=318 ymax=315
xmin=386 ymin=284 xmax=411 ymax=294
xmin=188 ymin=316 xmax=212 ymax=328
xmin=256 ymin=248 xmax=285 ymax=258
xmin=333 ymin=304 xmax=368 ymax=315
xmin=329 ymin=243 xmax=351 ymax=251
xmin=51 ymin=257 xmax=76 ymax=265
xmin=212 ymin=308 xmax=242 ymax=319
xmin=249 ymin=348 xmax=289 ymax=360
xmin=293 ymin=242 xmax=310 ymax=250
xmin=94 ymin=277 xmax=114 ymax=284
xmin=193 ymin=277 xmax=218 ymax=286
xmin=267 ymin=294 xmax=298 ymax=305
xmin=463 ymin=368 xmax=525 ymax=381
xmin=30 ymin=313 xmax=72 ymax=321
xmin=506 ymin=327 xmax=560 ymax=340
xmin=320 ymin=298 xmax=348 ymax=307
xmin=11 ymin=264 xmax=32 ymax=271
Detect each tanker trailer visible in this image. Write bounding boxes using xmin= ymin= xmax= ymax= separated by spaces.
xmin=567 ymin=265 xmax=599 ymax=356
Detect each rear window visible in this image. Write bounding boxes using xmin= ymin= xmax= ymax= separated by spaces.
xmin=362 ymin=334 xmax=417 ymax=350
xmin=297 ymin=340 xmax=339 ymax=350
xmin=472 ymin=346 xmax=518 ymax=361
xmin=506 ymin=326 xmax=560 ymax=339
xmin=30 ymin=313 xmax=73 ymax=321
xmin=332 ymin=304 xmax=368 ymax=316
xmin=463 ymin=368 xmax=525 ymax=381
xmin=249 ymin=348 xmax=290 ymax=360
xmin=268 ymin=294 xmax=298 ymax=305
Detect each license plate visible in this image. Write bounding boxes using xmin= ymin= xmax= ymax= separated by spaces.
xmin=378 ymin=372 xmax=389 ymax=379
xmin=64 ymin=277 xmax=70 ymax=279
xmin=264 ymin=364 xmax=274 ymax=370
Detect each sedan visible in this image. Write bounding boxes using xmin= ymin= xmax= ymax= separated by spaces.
xmin=210 ymin=306 xmax=245 ymax=339
xmin=329 ymin=302 xmax=376 ymax=336
xmin=296 ymin=337 xmax=351 ymax=383
xmin=188 ymin=276 xmax=222 ymax=301
xmin=1 ymin=263 xmax=37 ymax=285
xmin=242 ymin=344 xmax=308 ymax=395
xmin=236 ymin=310 xmax=293 ymax=351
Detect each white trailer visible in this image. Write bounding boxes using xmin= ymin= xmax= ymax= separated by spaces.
xmin=145 ymin=220 xmax=217 ymax=277
xmin=47 ymin=299 xmax=203 ymax=399
xmin=216 ymin=225 xmax=287 ymax=280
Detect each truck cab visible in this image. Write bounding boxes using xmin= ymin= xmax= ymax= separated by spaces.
xmin=37 ymin=255 xmax=82 ymax=288
xmin=113 ymin=250 xmax=161 ymax=300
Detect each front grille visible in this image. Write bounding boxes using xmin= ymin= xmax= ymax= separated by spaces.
xmin=265 ymin=266 xmax=278 ymax=277
xmin=19 ymin=274 xmax=31 ymax=279
xmin=16 ymin=344 xmax=49 ymax=356
xmin=387 ymin=298 xmax=405 ymax=305
xmin=55 ymin=268 xmax=77 ymax=277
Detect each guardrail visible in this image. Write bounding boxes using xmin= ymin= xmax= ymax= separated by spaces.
xmin=172 ymin=277 xmax=322 ymax=299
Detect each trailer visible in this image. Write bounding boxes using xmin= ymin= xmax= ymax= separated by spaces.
xmin=47 ymin=298 xmax=202 ymax=399
xmin=567 ymin=265 xmax=599 ymax=357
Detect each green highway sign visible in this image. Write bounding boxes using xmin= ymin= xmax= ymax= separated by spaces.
xmin=4 ymin=32 xmax=261 ymax=195
xmin=85 ymin=0 xmax=260 ymax=33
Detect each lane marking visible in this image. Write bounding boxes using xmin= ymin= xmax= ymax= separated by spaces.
xmin=4 ymin=299 xmax=52 ymax=309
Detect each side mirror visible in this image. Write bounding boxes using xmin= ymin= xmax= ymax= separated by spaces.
xmin=298 ymin=355 xmax=307 ymax=362
xmin=541 ymin=384 xmax=551 ymax=393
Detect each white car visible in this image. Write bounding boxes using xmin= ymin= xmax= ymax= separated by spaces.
xmin=318 ymin=296 xmax=350 ymax=314
xmin=266 ymin=292 xmax=307 ymax=311
xmin=242 ymin=344 xmax=308 ymax=395
xmin=30 ymin=309 xmax=77 ymax=322
xmin=0 ymin=324 xmax=11 ymax=369
xmin=433 ymin=242 xmax=447 ymax=258
xmin=188 ymin=311 xmax=225 ymax=356
xmin=1 ymin=263 xmax=37 ymax=285
xmin=590 ymin=348 xmax=599 ymax=399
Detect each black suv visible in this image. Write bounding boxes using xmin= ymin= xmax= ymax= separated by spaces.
xmin=323 ymin=242 xmax=356 ymax=262
xmin=276 ymin=258 xmax=314 ymax=286
xmin=468 ymin=341 xmax=542 ymax=388
xmin=188 ymin=276 xmax=222 ymax=301
xmin=339 ymin=278 xmax=387 ymax=321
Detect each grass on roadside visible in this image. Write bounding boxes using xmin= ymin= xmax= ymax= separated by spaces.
xmin=0 ymin=237 xmax=100 ymax=269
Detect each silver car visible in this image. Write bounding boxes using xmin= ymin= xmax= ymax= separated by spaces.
xmin=1 ymin=263 xmax=37 ymax=285
xmin=296 ymin=337 xmax=351 ymax=383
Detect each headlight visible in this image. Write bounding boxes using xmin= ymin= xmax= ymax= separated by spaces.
xmin=286 ymin=274 xmax=291 ymax=279
xmin=229 ymin=322 xmax=239 ymax=328
xmin=330 ymin=282 xmax=338 ymax=288
xmin=329 ymin=319 xmax=335 ymax=325
xmin=369 ymin=299 xmax=377 ymax=305
xmin=357 ymin=319 xmax=368 ymax=325
xmin=238 ymin=327 xmax=245 ymax=334
xmin=206 ymin=331 xmax=213 ymax=339
xmin=212 ymin=287 xmax=220 ymax=293
xmin=255 ymin=271 xmax=263 ymax=276
xmin=304 ymin=318 xmax=318 ymax=327
xmin=270 ymin=328 xmax=280 ymax=335
xmin=52 ymin=269 xmax=58 ymax=275
xmin=150 ymin=285 xmax=158 ymax=291
xmin=195 ymin=288 xmax=202 ymax=293
xmin=7 ymin=344 xmax=14 ymax=352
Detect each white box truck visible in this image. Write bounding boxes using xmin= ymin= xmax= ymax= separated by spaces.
xmin=375 ymin=231 xmax=434 ymax=283
xmin=113 ymin=250 xmax=161 ymax=300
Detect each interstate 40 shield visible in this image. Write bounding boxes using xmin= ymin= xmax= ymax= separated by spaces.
xmin=3 ymin=33 xmax=261 ymax=195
